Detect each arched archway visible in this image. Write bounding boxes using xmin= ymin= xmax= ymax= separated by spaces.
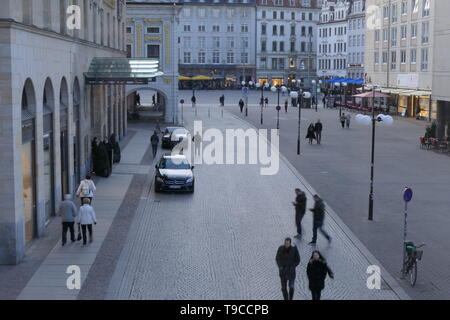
xmin=60 ymin=77 xmax=70 ymax=199
xmin=73 ymin=77 xmax=81 ymax=191
xmin=43 ymin=78 xmax=55 ymax=223
xmin=21 ymin=78 xmax=37 ymax=244
xmin=126 ymin=87 xmax=168 ymax=121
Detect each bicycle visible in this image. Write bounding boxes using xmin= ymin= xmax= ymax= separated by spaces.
xmin=402 ymin=241 xmax=425 ymax=287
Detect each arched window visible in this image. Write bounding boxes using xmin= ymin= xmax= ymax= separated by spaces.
xmin=43 ymin=78 xmax=55 ymax=222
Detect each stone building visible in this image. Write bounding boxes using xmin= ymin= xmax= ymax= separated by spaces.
xmin=125 ymin=0 xmax=180 ymax=123
xmin=0 ymin=0 xmax=127 ymax=264
xmin=347 ymin=0 xmax=365 ymax=79
xmin=177 ymin=0 xmax=257 ymax=88
xmin=317 ymin=0 xmax=351 ymax=79
xmin=365 ymin=0 xmax=434 ymax=119
xmin=256 ymin=0 xmax=320 ymax=88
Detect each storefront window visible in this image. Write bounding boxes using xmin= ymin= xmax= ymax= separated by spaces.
xmin=22 ymin=139 xmax=35 ymax=244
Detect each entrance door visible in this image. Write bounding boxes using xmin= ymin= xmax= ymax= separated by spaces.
xmin=22 ymin=140 xmax=36 ymax=244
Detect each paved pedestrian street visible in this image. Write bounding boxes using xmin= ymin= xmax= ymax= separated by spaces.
xmin=2 ymin=94 xmax=411 ymax=300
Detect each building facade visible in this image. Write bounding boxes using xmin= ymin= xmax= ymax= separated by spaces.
xmin=126 ymin=1 xmax=180 ymax=123
xmin=0 ymin=0 xmax=127 ymax=264
xmin=365 ymin=0 xmax=434 ymax=119
xmin=177 ymin=0 xmax=257 ymax=87
xmin=317 ymin=0 xmax=350 ymax=79
xmin=431 ymin=0 xmax=450 ymax=138
xmin=256 ymin=0 xmax=320 ymax=88
xmin=347 ymin=0 xmax=365 ymax=79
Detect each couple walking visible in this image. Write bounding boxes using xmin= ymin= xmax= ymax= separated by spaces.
xmin=340 ymin=113 xmax=351 ymax=129
xmin=292 ymin=189 xmax=332 ymax=245
xmin=305 ymin=120 xmax=323 ymax=145
xmin=59 ymin=175 xmax=98 ymax=246
xmin=276 ymin=238 xmax=334 ymax=300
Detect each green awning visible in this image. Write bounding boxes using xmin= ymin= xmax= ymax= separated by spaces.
xmin=84 ymin=58 xmax=164 ymax=85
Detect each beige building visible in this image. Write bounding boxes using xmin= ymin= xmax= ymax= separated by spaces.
xmin=365 ymin=0 xmax=434 ymax=120
xmin=0 ymin=0 xmax=127 ymax=264
xmin=432 ymin=0 xmax=450 ymax=139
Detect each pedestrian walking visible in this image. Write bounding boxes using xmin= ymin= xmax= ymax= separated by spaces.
xmin=76 ymin=174 xmax=96 ymax=206
xmin=193 ymin=131 xmax=202 ymax=158
xmin=308 ymin=195 xmax=332 ymax=245
xmin=276 ymin=238 xmax=300 ymax=300
xmin=307 ymin=251 xmax=334 ymax=300
xmin=77 ymin=198 xmax=97 ymax=245
xmin=220 ymin=95 xmax=225 ymax=107
xmin=284 ymin=100 xmax=288 ymax=113
xmin=152 ymin=94 xmax=156 ymax=106
xmin=59 ymin=194 xmax=77 ymax=246
xmin=150 ymin=131 xmax=159 ymax=158
xmin=136 ymin=93 xmax=141 ymax=106
xmin=322 ymin=95 xmax=326 ymax=108
xmin=292 ymin=188 xmax=307 ymax=238
xmin=239 ymin=99 xmax=245 ymax=113
xmin=191 ymin=95 xmax=196 ymax=108
xmin=306 ymin=123 xmax=316 ymax=145
xmin=314 ymin=119 xmax=323 ymax=145
xmin=264 ymin=97 xmax=269 ymax=108
xmin=345 ymin=113 xmax=351 ymax=129
xmin=340 ymin=113 xmax=346 ymax=129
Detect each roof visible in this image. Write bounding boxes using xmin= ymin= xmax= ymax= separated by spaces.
xmin=84 ymin=58 xmax=164 ymax=85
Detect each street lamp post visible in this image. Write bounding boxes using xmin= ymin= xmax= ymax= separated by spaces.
xmin=296 ymin=91 xmax=311 ymax=155
xmin=342 ymin=82 xmax=348 ymax=111
xmin=256 ymin=81 xmax=270 ymax=125
xmin=335 ymin=82 xmax=342 ymax=117
xmin=180 ymin=99 xmax=185 ymax=125
xmin=312 ymin=79 xmax=318 ymax=112
xmin=241 ymin=80 xmax=253 ymax=117
xmin=355 ymin=85 xmax=394 ymax=221
xmin=271 ymin=85 xmax=287 ymax=131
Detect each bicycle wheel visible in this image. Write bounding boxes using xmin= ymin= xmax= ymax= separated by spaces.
xmin=409 ymin=260 xmax=418 ymax=287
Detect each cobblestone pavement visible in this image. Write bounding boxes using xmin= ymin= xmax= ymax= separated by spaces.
xmin=182 ymin=90 xmax=450 ymax=300
xmin=106 ymin=102 xmax=408 ymax=300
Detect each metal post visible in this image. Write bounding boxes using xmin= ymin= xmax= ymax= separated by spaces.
xmin=181 ymin=102 xmax=184 ymax=125
xmin=245 ymin=94 xmax=248 ymax=117
xmin=260 ymin=84 xmax=264 ymax=125
xmin=297 ymin=93 xmax=302 ymax=155
xmin=368 ymin=89 xmax=376 ymax=221
xmin=401 ymin=200 xmax=408 ymax=277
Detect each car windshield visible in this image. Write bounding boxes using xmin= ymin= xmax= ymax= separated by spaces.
xmin=159 ymin=158 xmax=191 ymax=170
xmin=164 ymin=127 xmax=186 ymax=135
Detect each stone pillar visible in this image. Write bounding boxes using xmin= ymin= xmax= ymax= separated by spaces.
xmin=436 ymin=101 xmax=447 ymax=139
xmin=0 ymin=56 xmax=25 ymax=264
xmin=92 ymin=85 xmax=104 ymax=140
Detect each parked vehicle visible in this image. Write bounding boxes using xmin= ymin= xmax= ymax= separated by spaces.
xmin=154 ymin=154 xmax=195 ymax=193
xmin=161 ymin=127 xmax=189 ymax=149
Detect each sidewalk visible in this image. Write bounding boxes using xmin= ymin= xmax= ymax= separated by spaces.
xmin=15 ymin=125 xmax=156 ymax=300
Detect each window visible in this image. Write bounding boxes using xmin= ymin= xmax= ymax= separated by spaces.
xmin=290 ymin=41 xmax=295 ymax=52
xmin=280 ymin=26 xmax=285 ymax=36
xmin=422 ymin=0 xmax=430 ymax=17
xmin=213 ymin=51 xmax=220 ymax=64
xmin=280 ymin=41 xmax=285 ymax=52
xmin=391 ymin=4 xmax=397 ymax=23
xmin=198 ymin=25 xmax=206 ymax=32
xmin=375 ymin=29 xmax=380 ymax=42
xmin=241 ymin=24 xmax=248 ymax=33
xmin=410 ymin=48 xmax=417 ymax=63
xmin=412 ymin=0 xmax=419 ymax=13
xmin=272 ymin=41 xmax=277 ymax=51
xmin=262 ymin=24 xmax=267 ymax=35
xmin=374 ymin=52 xmax=380 ymax=64
xmin=147 ymin=45 xmax=160 ymax=59
xmin=126 ymin=27 xmax=132 ymax=34
xmin=198 ymin=37 xmax=206 ymax=48
xmin=241 ymin=52 xmax=248 ymax=64
xmin=401 ymin=1 xmax=408 ymax=15
xmin=260 ymin=57 xmax=267 ymax=69
xmin=401 ymin=25 xmax=407 ymax=39
xmin=213 ymin=37 xmax=220 ymax=48
xmin=421 ymin=47 xmax=428 ymax=70
xmin=126 ymin=44 xmax=132 ymax=58
xmin=272 ymin=58 xmax=278 ymax=69
xmin=391 ymin=27 xmax=397 ymax=46
xmin=383 ymin=6 xmax=389 ymax=19
xmin=401 ymin=50 xmax=407 ymax=63
xmin=184 ymin=52 xmax=191 ymax=63
xmin=273 ymin=11 xmax=277 ymax=19
xmin=227 ymin=24 xmax=234 ymax=32
xmin=227 ymin=37 xmax=235 ymax=48
xmin=422 ymin=22 xmax=429 ymax=43
xmin=213 ymin=25 xmax=220 ymax=32
xmin=382 ymin=51 xmax=388 ymax=64
xmin=291 ymin=25 xmax=296 ymax=36
xmin=261 ymin=40 xmax=266 ymax=52
xmin=147 ymin=27 xmax=160 ymax=34
xmin=411 ymin=23 xmax=417 ymax=38
xmin=262 ymin=10 xmax=266 ymax=19
xmin=184 ymin=25 xmax=191 ymax=32
xmin=227 ymin=52 xmax=234 ymax=64
xmin=242 ymin=37 xmax=249 ymax=49
xmin=273 ymin=25 xmax=277 ymax=35
xmin=291 ymin=12 xmax=295 ymax=20
xmin=198 ymin=51 xmax=205 ymax=64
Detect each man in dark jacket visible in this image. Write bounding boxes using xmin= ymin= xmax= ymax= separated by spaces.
xmin=276 ymin=238 xmax=300 ymax=300
xmin=309 ymin=195 xmax=332 ymax=245
xmin=292 ymin=188 xmax=307 ymax=238
xmin=150 ymin=131 xmax=159 ymax=158
xmin=239 ymin=99 xmax=245 ymax=113
xmin=314 ymin=119 xmax=323 ymax=145
xmin=220 ymin=95 xmax=225 ymax=107
xmin=59 ymin=194 xmax=78 ymax=246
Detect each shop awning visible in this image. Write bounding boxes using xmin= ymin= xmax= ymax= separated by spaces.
xmin=84 ymin=58 xmax=164 ymax=85
xmin=410 ymin=90 xmax=432 ymax=96
xmin=178 ymin=75 xmax=192 ymax=80
xmin=191 ymin=75 xmax=213 ymax=80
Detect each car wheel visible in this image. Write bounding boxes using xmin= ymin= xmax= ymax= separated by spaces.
xmin=189 ymin=182 xmax=195 ymax=194
xmin=154 ymin=181 xmax=161 ymax=193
